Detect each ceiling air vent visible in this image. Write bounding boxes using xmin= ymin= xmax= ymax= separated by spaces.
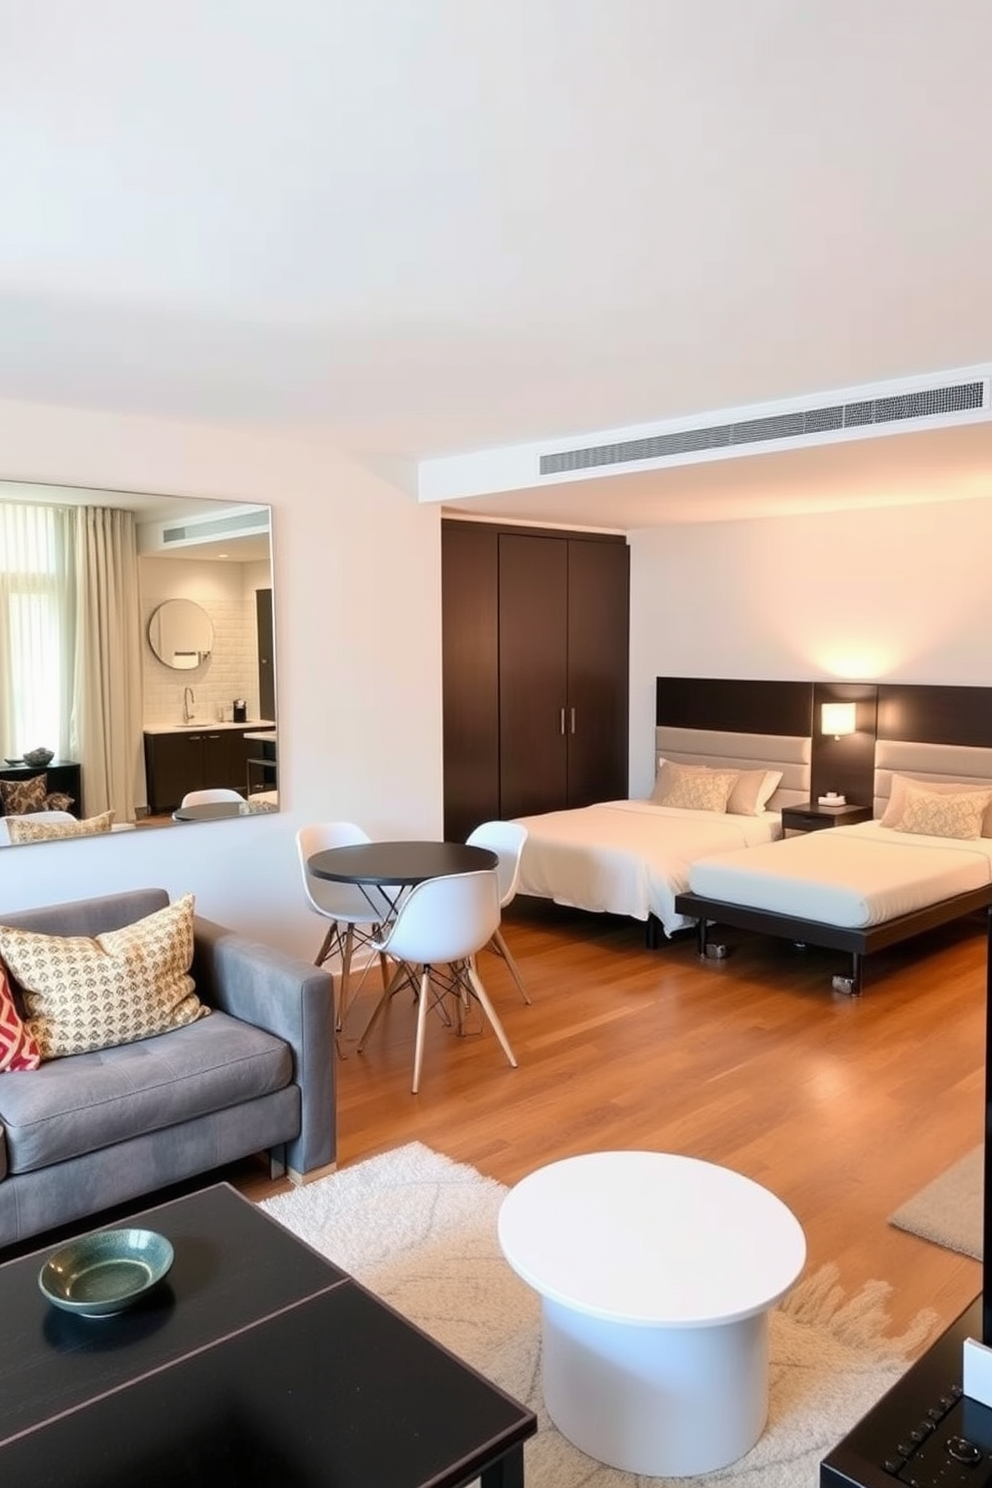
xmin=160 ymin=506 xmax=270 ymax=546
xmin=539 ymin=377 xmax=988 ymax=477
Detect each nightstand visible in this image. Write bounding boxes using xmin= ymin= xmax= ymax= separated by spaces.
xmin=780 ymin=801 xmax=873 ymax=834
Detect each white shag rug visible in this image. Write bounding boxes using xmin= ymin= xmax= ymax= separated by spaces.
xmin=259 ymin=1143 xmax=938 ymax=1487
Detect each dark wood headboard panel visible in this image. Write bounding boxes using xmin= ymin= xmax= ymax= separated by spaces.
xmin=877 ymin=684 xmax=992 ymax=748
xmin=656 ymin=677 xmax=814 ymax=736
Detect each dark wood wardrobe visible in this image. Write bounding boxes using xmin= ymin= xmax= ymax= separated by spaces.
xmin=442 ymin=519 xmax=630 ymax=842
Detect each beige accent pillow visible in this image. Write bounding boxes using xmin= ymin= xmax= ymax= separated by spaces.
xmin=0 ymin=893 xmax=207 ymax=1060
xmin=892 ymin=786 xmax=992 ymax=841
xmin=7 ymin=811 xmax=114 ymax=844
xmin=652 ymin=758 xmax=781 ymax=816
xmin=652 ymin=760 xmax=739 ymax=813
xmin=882 ymin=773 xmax=992 ymax=836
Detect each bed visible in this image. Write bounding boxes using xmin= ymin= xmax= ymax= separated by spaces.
xmin=675 ymin=734 xmax=992 ymax=994
xmin=514 ymin=678 xmax=814 ymax=945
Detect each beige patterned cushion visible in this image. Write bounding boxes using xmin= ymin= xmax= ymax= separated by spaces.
xmin=652 ymin=760 xmax=739 ymax=813
xmin=0 ymin=894 xmax=207 ymax=1060
xmin=7 ymin=811 xmax=114 ymax=844
xmin=892 ymin=786 xmax=992 ymax=841
xmin=652 ymin=758 xmax=781 ymax=816
xmin=882 ymin=773 xmax=992 ymax=836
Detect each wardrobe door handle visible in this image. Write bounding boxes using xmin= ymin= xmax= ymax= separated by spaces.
xmin=560 ymin=708 xmax=566 ymax=735
xmin=570 ymin=708 xmax=576 ymax=735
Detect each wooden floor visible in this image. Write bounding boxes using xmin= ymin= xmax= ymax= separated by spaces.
xmin=241 ymin=897 xmax=987 ymax=1356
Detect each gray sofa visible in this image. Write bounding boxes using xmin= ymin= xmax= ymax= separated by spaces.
xmin=0 ymin=888 xmax=336 ymax=1249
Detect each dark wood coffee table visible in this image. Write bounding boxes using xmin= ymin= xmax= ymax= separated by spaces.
xmin=0 ymin=1183 xmax=536 ymax=1486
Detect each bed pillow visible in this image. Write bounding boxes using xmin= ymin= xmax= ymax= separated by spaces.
xmin=891 ymin=785 xmax=992 ymax=841
xmin=652 ymin=760 xmax=739 ymax=813
xmin=0 ymin=774 xmax=48 ymax=816
xmin=6 ymin=811 xmax=114 ymax=845
xmin=0 ymin=893 xmax=207 ymax=1060
xmin=0 ymin=964 xmax=41 ymax=1071
xmin=882 ymin=773 xmax=992 ymax=837
xmin=652 ymin=758 xmax=781 ymax=816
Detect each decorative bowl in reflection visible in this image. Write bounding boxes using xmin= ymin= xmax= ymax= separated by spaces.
xmin=22 ymin=748 xmax=54 ymax=766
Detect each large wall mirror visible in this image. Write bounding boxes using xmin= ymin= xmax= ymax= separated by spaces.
xmin=0 ymin=481 xmax=277 ymax=845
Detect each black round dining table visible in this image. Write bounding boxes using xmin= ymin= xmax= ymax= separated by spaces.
xmin=307 ymin=840 xmax=497 ymax=887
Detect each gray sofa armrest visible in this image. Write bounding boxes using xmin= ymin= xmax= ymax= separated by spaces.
xmin=192 ymin=917 xmax=336 ymax=1179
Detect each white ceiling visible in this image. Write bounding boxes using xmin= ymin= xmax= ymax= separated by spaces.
xmin=2 ymin=2 xmax=992 ymax=530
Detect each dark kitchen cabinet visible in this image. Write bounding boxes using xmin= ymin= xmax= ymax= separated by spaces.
xmin=442 ymin=521 xmax=629 ymax=841
xmin=143 ymin=728 xmax=253 ymax=814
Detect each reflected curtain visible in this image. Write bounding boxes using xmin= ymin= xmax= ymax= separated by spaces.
xmin=73 ymin=506 xmax=142 ymax=822
xmin=0 ymin=504 xmax=74 ymax=759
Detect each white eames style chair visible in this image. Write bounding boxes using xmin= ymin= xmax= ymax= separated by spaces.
xmin=356 ymin=869 xmax=518 ymax=1094
xmin=466 ymin=821 xmax=531 ymax=1003
xmin=180 ymin=787 xmax=246 ymax=806
xmin=296 ymin=822 xmax=393 ymax=1034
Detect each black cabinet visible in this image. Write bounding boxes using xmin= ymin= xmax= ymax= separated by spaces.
xmin=143 ymin=729 xmax=253 ymax=814
xmin=442 ymin=521 xmax=629 ymax=840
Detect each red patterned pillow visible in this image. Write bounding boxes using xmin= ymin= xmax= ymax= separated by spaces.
xmin=0 ymin=963 xmax=41 ymax=1071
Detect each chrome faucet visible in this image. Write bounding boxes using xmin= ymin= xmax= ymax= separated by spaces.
xmin=183 ymin=686 xmax=195 ymax=723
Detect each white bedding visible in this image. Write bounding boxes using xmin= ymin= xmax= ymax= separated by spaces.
xmin=514 ymin=799 xmax=780 ymax=934
xmin=688 ymin=820 xmax=992 ymax=928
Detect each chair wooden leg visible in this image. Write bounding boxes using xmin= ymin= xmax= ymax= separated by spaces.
xmin=492 ymin=928 xmax=531 ymax=1004
xmin=314 ymin=921 xmax=340 ymax=969
xmin=337 ymin=924 xmax=356 ymax=1031
xmin=412 ymin=966 xmax=432 ymax=1094
xmin=466 ymin=961 xmax=518 ymax=1070
xmin=356 ymin=959 xmax=414 ymax=1052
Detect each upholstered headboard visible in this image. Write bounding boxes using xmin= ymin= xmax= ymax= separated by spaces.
xmin=654 ymin=677 xmax=814 ymax=812
xmin=654 ymin=725 xmax=812 ymax=812
xmin=873 ymin=739 xmax=992 ymax=820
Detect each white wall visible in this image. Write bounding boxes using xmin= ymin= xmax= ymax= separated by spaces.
xmin=0 ymin=398 xmax=443 ymax=956
xmin=629 ymin=495 xmax=992 ymax=798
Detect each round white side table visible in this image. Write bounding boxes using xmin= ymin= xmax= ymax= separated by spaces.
xmin=497 ymin=1150 xmax=806 ymax=1476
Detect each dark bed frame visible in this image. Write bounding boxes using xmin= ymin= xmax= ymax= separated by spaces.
xmin=672 ymin=680 xmax=992 ymax=994
xmin=674 ymin=884 xmax=992 ymax=995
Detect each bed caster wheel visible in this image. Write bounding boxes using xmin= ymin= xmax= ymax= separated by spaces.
xmin=705 ymin=942 xmax=729 ymax=960
xmin=831 ymin=975 xmax=858 ymax=996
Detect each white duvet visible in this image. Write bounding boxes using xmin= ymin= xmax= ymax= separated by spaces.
xmin=688 ymin=820 xmax=992 ymax=928
xmin=514 ymin=799 xmax=780 ymax=935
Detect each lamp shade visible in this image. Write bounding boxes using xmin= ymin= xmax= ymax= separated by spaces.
xmin=821 ymin=702 xmax=857 ymax=738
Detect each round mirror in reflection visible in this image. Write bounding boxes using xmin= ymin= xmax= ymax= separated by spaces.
xmin=147 ymin=600 xmax=214 ymax=670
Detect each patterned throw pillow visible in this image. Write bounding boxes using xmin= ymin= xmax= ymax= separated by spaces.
xmin=893 ymin=786 xmax=992 ymax=841
xmin=7 ymin=811 xmax=114 ymax=845
xmin=43 ymin=792 xmax=75 ymax=812
xmin=0 ymin=894 xmax=207 ymax=1061
xmin=881 ymin=773 xmax=992 ymax=837
xmin=653 ymin=761 xmax=739 ymax=813
xmin=652 ymin=758 xmax=781 ymax=816
xmin=0 ymin=774 xmax=48 ymax=816
xmin=0 ymin=964 xmax=41 ymax=1072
